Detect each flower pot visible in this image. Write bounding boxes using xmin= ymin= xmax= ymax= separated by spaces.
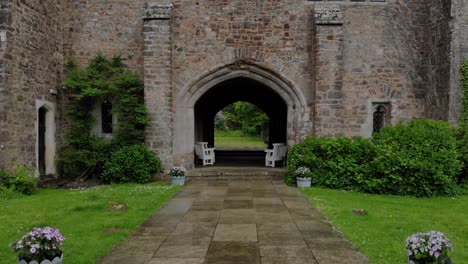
xmin=19 ymin=254 xmax=63 ymax=264
xmin=408 ymin=256 xmax=452 ymax=264
xmin=296 ymin=177 xmax=311 ymax=188
xmin=171 ymin=176 xmax=186 ymax=186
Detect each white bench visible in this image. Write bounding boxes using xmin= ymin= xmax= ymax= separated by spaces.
xmin=195 ymin=142 xmax=215 ymax=166
xmin=265 ymin=143 xmax=287 ymax=168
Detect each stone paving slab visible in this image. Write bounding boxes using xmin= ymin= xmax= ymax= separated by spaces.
xmin=98 ymin=181 xmax=369 ymax=264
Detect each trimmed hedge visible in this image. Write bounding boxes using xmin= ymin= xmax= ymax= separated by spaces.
xmin=287 ymin=120 xmax=464 ymax=197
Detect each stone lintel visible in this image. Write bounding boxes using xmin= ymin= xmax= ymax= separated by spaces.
xmin=315 ymin=7 xmax=343 ymax=25
xmin=143 ymin=3 xmax=173 ymax=20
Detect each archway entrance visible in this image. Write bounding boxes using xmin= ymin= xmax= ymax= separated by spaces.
xmin=194 ymin=77 xmax=287 ymax=166
xmin=173 ymin=64 xmax=309 ymax=169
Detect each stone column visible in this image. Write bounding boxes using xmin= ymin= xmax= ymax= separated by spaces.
xmin=314 ymin=6 xmax=346 ymax=137
xmin=143 ymin=3 xmax=173 ymax=168
xmin=0 ymin=0 xmax=12 ymax=169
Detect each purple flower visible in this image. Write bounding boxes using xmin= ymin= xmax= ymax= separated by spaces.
xmin=11 ymin=226 xmax=66 ymax=260
xmin=406 ymin=231 xmax=453 ymax=261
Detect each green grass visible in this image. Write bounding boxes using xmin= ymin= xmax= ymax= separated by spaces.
xmin=302 ymin=188 xmax=468 ymax=264
xmin=215 ymin=130 xmax=267 ymax=149
xmin=0 ymin=183 xmax=181 ymax=264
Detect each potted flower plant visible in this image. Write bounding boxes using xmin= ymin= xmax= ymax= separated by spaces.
xmin=295 ymin=166 xmax=312 ymax=188
xmin=406 ymin=231 xmax=454 ymax=264
xmin=10 ymin=226 xmax=65 ymax=264
xmin=170 ymin=166 xmax=187 ymax=186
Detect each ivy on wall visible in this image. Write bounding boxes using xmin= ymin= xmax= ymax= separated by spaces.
xmin=461 ymin=59 xmax=468 ymax=124
xmin=58 ymin=54 xmax=149 ymax=180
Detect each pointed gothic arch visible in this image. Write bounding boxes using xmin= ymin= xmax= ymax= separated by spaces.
xmin=173 ymin=63 xmax=311 ymax=167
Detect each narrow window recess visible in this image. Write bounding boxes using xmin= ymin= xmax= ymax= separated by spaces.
xmin=372 ymin=103 xmax=391 ymax=133
xmin=101 ymin=100 xmax=113 ymax=134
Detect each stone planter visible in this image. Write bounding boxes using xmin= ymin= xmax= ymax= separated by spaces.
xmin=19 ymin=254 xmax=63 ymax=264
xmin=296 ymin=177 xmax=311 ymax=188
xmin=171 ymin=175 xmax=186 ymax=186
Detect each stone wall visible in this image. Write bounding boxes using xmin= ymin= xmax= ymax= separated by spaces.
xmin=0 ymin=0 xmax=63 ymax=172
xmin=171 ymin=0 xmax=315 ymax=101
xmin=63 ymin=0 xmax=154 ymax=73
xmin=424 ymin=1 xmax=452 ymax=120
xmin=143 ymin=3 xmax=174 ymax=168
xmin=313 ymin=1 xmax=428 ymax=137
xmin=462 ymin=2 xmax=468 ymax=59
xmin=2 ymin=0 xmax=464 ymax=171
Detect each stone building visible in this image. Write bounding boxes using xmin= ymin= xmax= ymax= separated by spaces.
xmin=0 ymin=0 xmax=467 ymax=174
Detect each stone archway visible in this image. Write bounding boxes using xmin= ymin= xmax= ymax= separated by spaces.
xmin=194 ymin=77 xmax=287 ymax=148
xmin=173 ymin=63 xmax=310 ymax=168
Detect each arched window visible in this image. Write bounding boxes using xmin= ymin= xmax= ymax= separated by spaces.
xmin=373 ymin=104 xmax=390 ymax=132
xmin=101 ymin=100 xmax=113 ymax=134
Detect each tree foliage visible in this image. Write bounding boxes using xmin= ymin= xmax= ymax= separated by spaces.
xmin=216 ymin=101 xmax=268 ymax=136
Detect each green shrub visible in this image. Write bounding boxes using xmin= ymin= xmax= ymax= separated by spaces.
xmin=0 ymin=169 xmax=7 ymax=185
xmin=287 ymin=119 xmax=464 ymax=197
xmin=0 ymin=166 xmax=37 ymax=195
xmin=102 ymin=145 xmax=163 ymax=183
xmin=455 ymin=124 xmax=468 ymax=184
xmin=369 ymin=120 xmax=462 ymax=197
xmin=0 ymin=186 xmax=22 ymax=200
xmin=461 ymin=59 xmax=468 ymax=124
xmin=58 ymin=137 xmax=112 ymax=180
xmin=287 ymin=137 xmax=375 ymax=189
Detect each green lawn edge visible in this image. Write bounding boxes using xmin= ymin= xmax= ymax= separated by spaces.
xmin=301 ymin=187 xmax=468 ymax=264
xmin=0 ymin=182 xmax=181 ymax=264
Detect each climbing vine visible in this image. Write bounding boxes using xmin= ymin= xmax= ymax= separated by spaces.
xmin=58 ymin=54 xmax=150 ymax=180
xmin=461 ymin=59 xmax=468 ymax=124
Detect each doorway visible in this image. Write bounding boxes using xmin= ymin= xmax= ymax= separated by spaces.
xmin=38 ymin=107 xmax=47 ymax=175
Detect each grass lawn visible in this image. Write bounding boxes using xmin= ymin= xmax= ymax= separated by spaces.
xmin=302 ymin=188 xmax=468 ymax=264
xmin=0 ymin=182 xmax=181 ymax=264
xmin=215 ymin=130 xmax=267 ymax=149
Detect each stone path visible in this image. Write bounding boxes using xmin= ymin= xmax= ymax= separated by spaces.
xmin=99 ymin=181 xmax=369 ymax=264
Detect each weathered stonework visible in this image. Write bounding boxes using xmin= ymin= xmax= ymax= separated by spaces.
xmin=0 ymin=0 xmax=466 ymax=172
xmin=144 ymin=3 xmax=173 ymax=20
xmin=314 ymin=7 xmax=343 ymax=25
xmin=0 ymin=0 xmax=63 ymax=172
xmin=143 ymin=3 xmax=174 ymax=167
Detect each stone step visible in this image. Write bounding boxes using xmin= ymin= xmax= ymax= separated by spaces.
xmin=187 ymin=166 xmax=286 ymax=181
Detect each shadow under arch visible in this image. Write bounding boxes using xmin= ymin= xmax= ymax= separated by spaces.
xmin=173 ymin=63 xmax=309 ymax=167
